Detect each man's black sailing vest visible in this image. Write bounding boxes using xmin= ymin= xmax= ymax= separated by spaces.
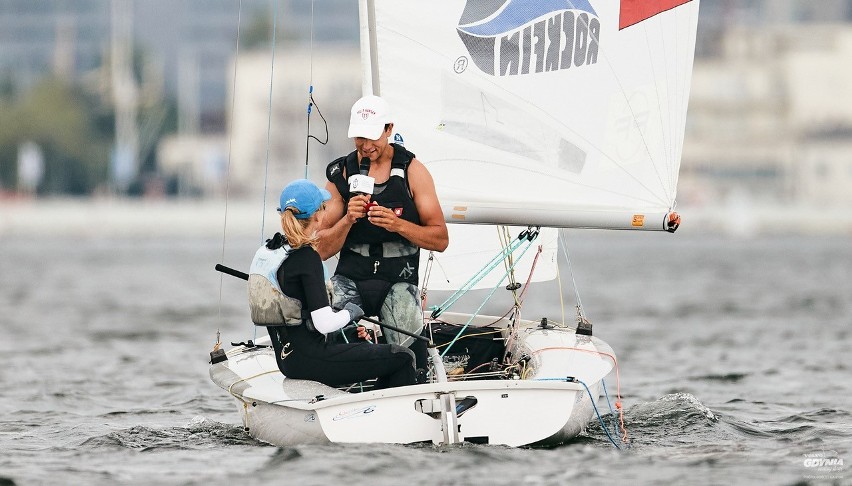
xmin=326 ymin=144 xmax=420 ymax=285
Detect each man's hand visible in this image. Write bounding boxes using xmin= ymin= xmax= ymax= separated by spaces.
xmin=356 ymin=325 xmax=373 ymax=342
xmin=346 ymin=194 xmax=371 ymax=223
xmin=367 ymin=204 xmax=402 ymax=232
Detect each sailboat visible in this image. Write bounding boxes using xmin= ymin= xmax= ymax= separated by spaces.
xmin=210 ymin=0 xmax=699 ymax=447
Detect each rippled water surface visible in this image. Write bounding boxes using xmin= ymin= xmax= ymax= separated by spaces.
xmin=1 ymin=232 xmax=850 ymax=485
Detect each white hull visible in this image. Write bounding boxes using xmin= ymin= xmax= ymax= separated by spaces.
xmin=210 ymin=313 xmax=616 ymax=447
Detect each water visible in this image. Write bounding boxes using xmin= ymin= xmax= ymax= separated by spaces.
xmin=1 ymin=231 xmax=850 ymax=485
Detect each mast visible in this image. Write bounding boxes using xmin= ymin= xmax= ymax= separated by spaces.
xmin=358 ymin=0 xmax=380 ymax=96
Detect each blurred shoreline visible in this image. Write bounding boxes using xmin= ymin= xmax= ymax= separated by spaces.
xmin=1 ymin=197 xmax=851 ymax=238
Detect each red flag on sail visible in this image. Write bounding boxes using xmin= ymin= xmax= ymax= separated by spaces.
xmin=619 ymin=0 xmax=692 ymax=30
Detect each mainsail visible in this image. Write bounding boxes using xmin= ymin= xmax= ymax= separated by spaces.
xmin=359 ymin=0 xmax=699 ymax=231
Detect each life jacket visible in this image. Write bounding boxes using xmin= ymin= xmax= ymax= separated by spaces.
xmin=326 ymin=144 xmax=421 ymax=285
xmin=247 ymin=233 xmax=312 ymax=329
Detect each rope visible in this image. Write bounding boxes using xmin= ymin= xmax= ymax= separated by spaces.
xmin=601 ymin=379 xmax=620 ymax=439
xmin=304 ymin=0 xmax=315 ymax=179
xmin=432 ymin=229 xmax=534 ymax=319
xmin=215 ymin=0 xmax=243 ymax=352
xmin=440 ymin=235 xmax=539 ymax=357
xmin=498 ymin=226 xmax=521 ymax=308
xmin=577 ymin=378 xmax=621 ymax=449
xmin=302 ymin=1 xmax=329 ymax=178
xmin=502 ymin=244 xmax=543 ymax=355
xmin=531 ymin=345 xmax=629 ymax=444
xmin=252 ymin=0 xmax=280 ymax=343
xmin=534 ymin=377 xmax=621 ymax=449
xmin=558 ymin=229 xmax=586 ymax=321
xmin=260 ymin=0 xmax=278 ymax=243
xmin=217 ymin=0 xmax=243 ymax=302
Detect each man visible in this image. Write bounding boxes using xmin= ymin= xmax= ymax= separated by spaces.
xmin=318 ymin=95 xmax=448 ymax=372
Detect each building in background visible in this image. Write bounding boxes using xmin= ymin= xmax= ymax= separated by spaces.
xmin=157 ymin=44 xmax=361 ymax=197
xmin=682 ymin=24 xmax=852 ymax=208
xmin=0 ymin=0 xmax=357 ymax=133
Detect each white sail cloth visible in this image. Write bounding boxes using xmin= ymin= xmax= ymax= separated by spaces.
xmin=361 ymin=0 xmax=699 ymax=230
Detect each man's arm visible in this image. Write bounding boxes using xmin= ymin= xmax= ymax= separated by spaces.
xmin=366 ymin=158 xmax=449 ymax=252
xmin=316 ymin=180 xmax=351 ymax=260
xmin=316 ymin=180 xmax=372 ymax=260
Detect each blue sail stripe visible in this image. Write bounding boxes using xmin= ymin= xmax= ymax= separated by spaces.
xmin=458 ymin=0 xmax=596 ymax=37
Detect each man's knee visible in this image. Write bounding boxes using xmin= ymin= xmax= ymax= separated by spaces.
xmin=330 ymin=275 xmax=360 ymax=309
xmin=383 ymin=283 xmax=419 ymax=313
xmin=388 ymin=343 xmax=416 ymax=369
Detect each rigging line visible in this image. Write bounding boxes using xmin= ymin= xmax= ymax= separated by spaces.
xmin=601 ymin=380 xmax=620 ymax=439
xmin=303 ymin=0 xmax=315 ymax=178
xmin=558 ymin=229 xmax=585 ymax=319
xmin=540 ymin=378 xmax=621 ymax=449
xmin=260 ymin=0 xmax=279 ymax=244
xmin=374 ymin=24 xmax=670 ymax=207
xmin=305 ymin=88 xmax=312 ymax=179
xmin=441 ymin=237 xmax=538 ymax=357
xmin=533 ymin=345 xmax=628 ymax=442
xmin=219 ymin=0 xmax=243 ymax=324
xmin=555 ymin=249 xmax=566 ymax=326
xmin=254 ymin=0 xmax=279 ymax=343
xmin=498 ymin=226 xmax=521 ymax=308
xmin=431 ymin=234 xmax=529 ymax=317
xmin=303 ymin=3 xmax=329 ymax=177
xmin=497 ymin=240 xmax=543 ymax=354
xmin=437 ymin=234 xmax=526 ymax=307
xmin=307 ymin=93 xmax=330 ymax=146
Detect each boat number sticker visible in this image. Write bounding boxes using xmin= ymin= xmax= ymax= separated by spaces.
xmin=632 ymin=214 xmax=645 ymax=227
xmin=304 ymin=413 xmax=316 ymax=422
xmin=332 ymin=405 xmax=376 ymax=421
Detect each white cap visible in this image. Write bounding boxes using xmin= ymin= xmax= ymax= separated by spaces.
xmin=347 ymin=95 xmax=392 ymax=140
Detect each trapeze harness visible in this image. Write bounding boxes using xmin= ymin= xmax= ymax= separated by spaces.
xmin=327 ymin=144 xmax=421 ymax=316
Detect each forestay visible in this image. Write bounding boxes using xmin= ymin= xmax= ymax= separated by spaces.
xmin=360 ymin=0 xmax=699 ymax=231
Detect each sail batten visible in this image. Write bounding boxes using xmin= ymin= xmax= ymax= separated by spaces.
xmin=365 ymin=0 xmax=698 ymax=230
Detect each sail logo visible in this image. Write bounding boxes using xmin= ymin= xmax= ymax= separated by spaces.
xmin=456 ymin=0 xmax=600 ymax=76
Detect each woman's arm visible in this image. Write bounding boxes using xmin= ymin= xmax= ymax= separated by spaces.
xmin=300 ymin=249 xmax=364 ymax=334
xmin=310 ymin=305 xmax=360 ymax=334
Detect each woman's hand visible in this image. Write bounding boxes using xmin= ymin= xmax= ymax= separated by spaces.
xmin=356 ymin=325 xmax=373 ymax=342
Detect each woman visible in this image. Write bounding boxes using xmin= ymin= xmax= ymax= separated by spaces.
xmin=248 ymin=178 xmax=416 ymax=389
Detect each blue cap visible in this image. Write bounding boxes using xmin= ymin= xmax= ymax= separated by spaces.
xmin=278 ymin=179 xmax=331 ymax=219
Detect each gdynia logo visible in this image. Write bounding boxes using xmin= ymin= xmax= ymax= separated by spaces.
xmin=456 ymin=0 xmax=600 ymax=76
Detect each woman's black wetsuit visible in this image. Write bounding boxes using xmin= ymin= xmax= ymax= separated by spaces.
xmin=266 ymin=245 xmax=415 ymax=389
